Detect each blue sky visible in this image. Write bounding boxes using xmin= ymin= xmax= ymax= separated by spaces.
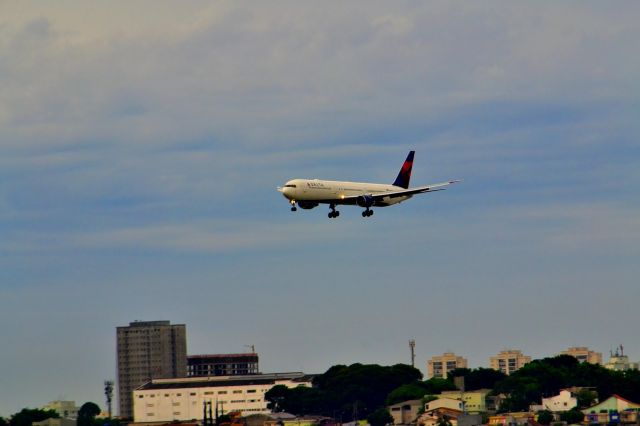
xmin=1 ymin=1 xmax=639 ymax=417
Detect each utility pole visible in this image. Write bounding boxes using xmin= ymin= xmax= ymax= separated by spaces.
xmin=409 ymin=340 xmax=416 ymax=368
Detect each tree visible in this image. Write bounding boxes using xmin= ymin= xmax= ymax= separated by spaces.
xmin=0 ymin=417 xmax=8 ymax=426
xmin=576 ymin=389 xmax=598 ymax=409
xmin=448 ymin=368 xmax=507 ymax=391
xmin=367 ymin=407 xmax=393 ymax=426
xmin=422 ymin=377 xmax=457 ymax=394
xmin=386 ymin=383 xmax=429 ymax=405
xmin=559 ymin=409 xmax=584 ymax=424
xmin=267 ymin=363 xmax=422 ymax=419
xmin=10 ymin=409 xmax=59 ymax=426
xmin=77 ymin=402 xmax=101 ymax=426
xmin=537 ymin=410 xmax=554 ymax=426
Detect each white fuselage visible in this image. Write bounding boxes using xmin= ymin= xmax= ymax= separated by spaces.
xmin=280 ymin=178 xmax=411 ymax=206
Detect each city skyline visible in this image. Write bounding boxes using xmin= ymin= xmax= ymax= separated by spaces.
xmin=1 ymin=1 xmax=639 ymax=417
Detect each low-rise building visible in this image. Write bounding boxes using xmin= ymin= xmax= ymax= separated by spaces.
xmin=33 ymin=419 xmax=76 ymax=426
xmin=541 ymin=389 xmax=577 ymax=412
xmin=42 ymin=401 xmax=79 ymax=419
xmin=388 ymin=399 xmax=423 ymax=425
xmin=133 ymin=372 xmax=314 ymax=423
xmin=488 ymin=413 xmax=535 ymax=426
xmin=417 ymin=398 xmax=464 ymax=426
xmin=440 ymin=389 xmax=492 ymax=414
xmin=582 ymin=394 xmax=640 ymax=415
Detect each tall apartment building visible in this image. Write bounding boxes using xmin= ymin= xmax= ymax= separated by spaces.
xmin=560 ymin=346 xmax=603 ymax=365
xmin=427 ymin=352 xmax=468 ymax=379
xmin=116 ymin=320 xmax=187 ymax=419
xmin=188 ymin=353 xmax=259 ymax=377
xmin=489 ymin=349 xmax=531 ymax=375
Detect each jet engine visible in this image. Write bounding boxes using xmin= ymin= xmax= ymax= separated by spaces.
xmin=297 ymin=201 xmax=319 ymax=209
xmin=356 ymin=194 xmax=375 ymax=208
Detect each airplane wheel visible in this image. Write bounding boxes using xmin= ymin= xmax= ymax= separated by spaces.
xmin=291 ymin=207 xmax=297 ymax=212
xmin=335 ymin=211 xmax=340 ymax=217
xmin=368 ymin=210 xmax=374 ymax=216
xmin=328 ymin=212 xmax=333 ymax=218
xmin=361 ymin=211 xmax=367 ymax=217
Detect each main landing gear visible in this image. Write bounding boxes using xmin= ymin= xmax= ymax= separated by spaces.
xmin=361 ymin=208 xmax=374 ymax=217
xmin=328 ymin=204 xmax=340 ymax=219
xmin=290 ymin=199 xmax=297 ymax=211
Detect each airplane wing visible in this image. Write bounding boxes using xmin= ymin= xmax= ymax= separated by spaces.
xmin=341 ymin=180 xmax=461 ymax=202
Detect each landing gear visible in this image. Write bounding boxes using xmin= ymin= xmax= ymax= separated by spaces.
xmin=361 ymin=209 xmax=373 ymax=217
xmin=289 ymin=199 xmax=297 ymax=211
xmin=328 ymin=204 xmax=340 ymax=219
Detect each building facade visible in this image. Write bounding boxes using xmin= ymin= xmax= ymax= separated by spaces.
xmin=117 ymin=320 xmax=187 ymax=419
xmin=560 ymin=347 xmax=602 ymax=365
xmin=427 ymin=352 xmax=468 ymax=379
xmin=188 ymin=353 xmax=259 ymax=377
xmin=440 ymin=389 xmax=492 ymax=414
xmin=132 ymin=372 xmax=314 ymax=423
xmin=42 ymin=401 xmax=79 ymax=419
xmin=489 ymin=350 xmax=531 ymax=376
xmin=541 ymin=390 xmax=577 ymax=412
xmin=604 ymin=346 xmax=639 ymax=371
xmin=388 ymin=399 xmax=423 ymax=425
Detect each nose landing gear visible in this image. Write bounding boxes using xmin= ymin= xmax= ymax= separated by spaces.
xmin=290 ymin=200 xmax=297 ymax=211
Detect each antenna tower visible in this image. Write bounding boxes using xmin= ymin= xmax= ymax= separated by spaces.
xmin=409 ymin=340 xmax=416 ymax=367
xmin=104 ymin=380 xmax=114 ymax=418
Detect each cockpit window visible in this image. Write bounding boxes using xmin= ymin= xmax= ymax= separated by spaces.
xmin=285 ymin=184 xmax=297 ymax=188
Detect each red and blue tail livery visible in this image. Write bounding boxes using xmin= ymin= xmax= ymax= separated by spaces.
xmin=392 ymin=150 xmax=414 ymax=189
xmin=277 ymin=151 xmax=460 ymax=219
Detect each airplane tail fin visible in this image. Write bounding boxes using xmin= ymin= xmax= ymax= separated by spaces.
xmin=392 ymin=151 xmax=414 ymax=189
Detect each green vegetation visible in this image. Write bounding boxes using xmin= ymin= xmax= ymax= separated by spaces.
xmin=265 ymin=363 xmax=422 ymax=420
xmin=3 ymin=403 xmax=108 ymax=426
xmin=268 ymin=356 xmax=640 ymax=419
xmin=366 ymin=407 xmax=393 ymax=426
xmin=8 ymin=409 xmax=59 ymax=426
xmin=559 ymin=408 xmax=585 ymax=424
xmin=493 ymin=355 xmax=640 ymax=412
xmin=447 ymin=368 xmax=507 ymax=391
xmin=537 ymin=410 xmax=554 ymax=425
xmin=77 ymin=403 xmax=101 ymax=426
xmin=385 ymin=377 xmax=457 ymax=406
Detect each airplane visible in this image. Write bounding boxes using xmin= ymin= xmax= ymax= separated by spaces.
xmin=277 ymin=151 xmax=460 ymax=218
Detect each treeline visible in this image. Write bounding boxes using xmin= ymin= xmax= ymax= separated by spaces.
xmin=490 ymin=355 xmax=640 ymax=412
xmin=266 ymin=356 xmax=640 ymax=420
xmin=0 ymin=403 xmax=117 ymax=426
